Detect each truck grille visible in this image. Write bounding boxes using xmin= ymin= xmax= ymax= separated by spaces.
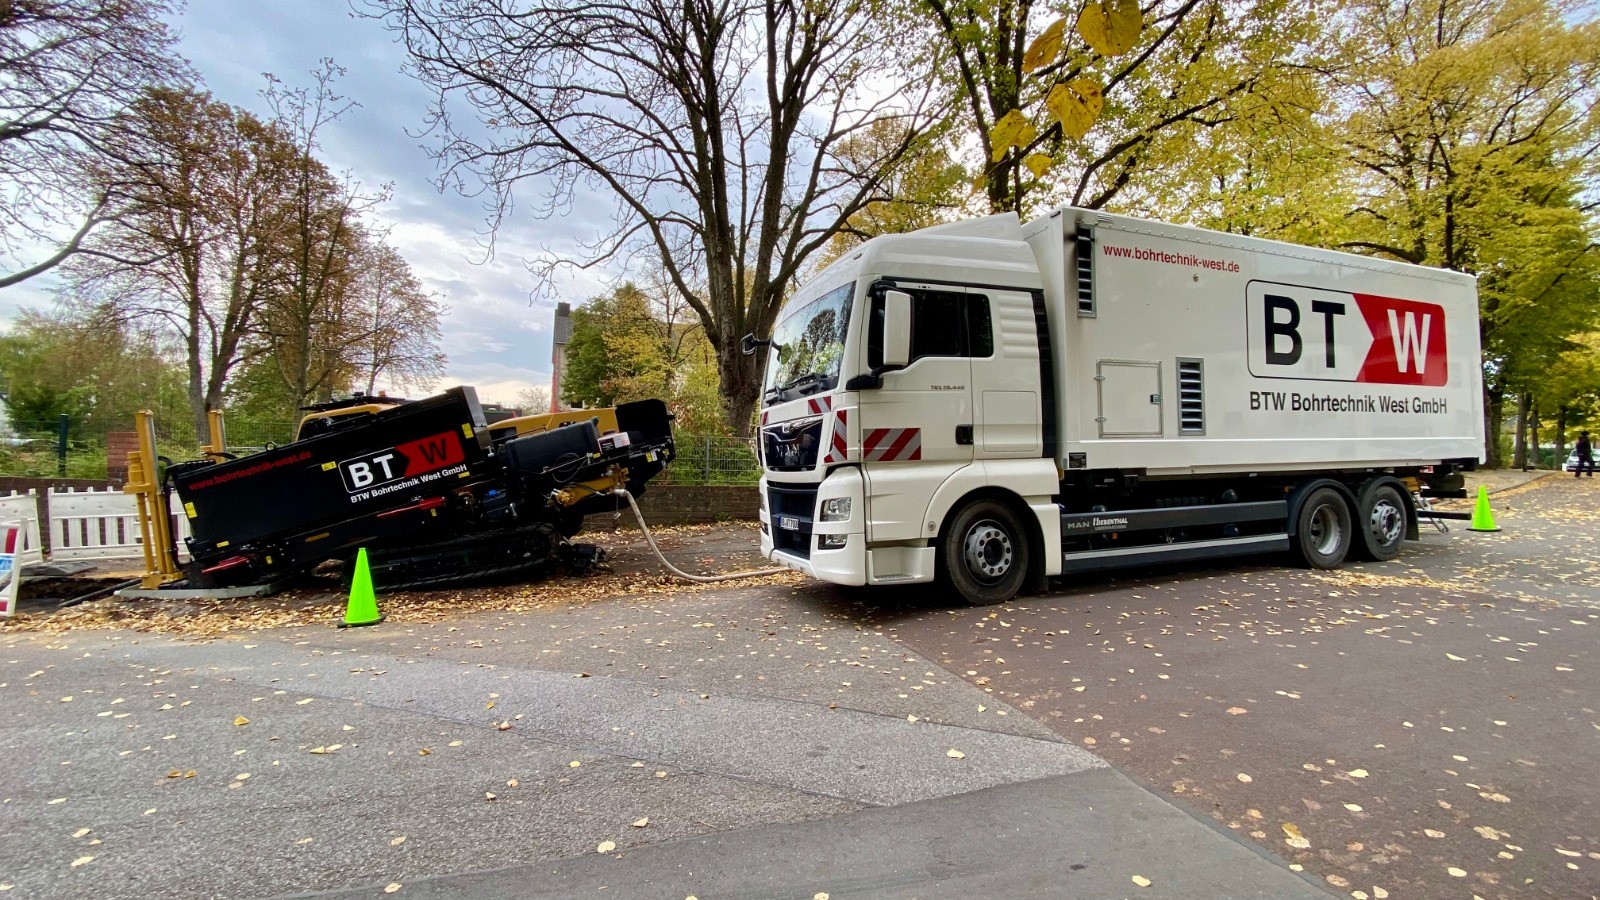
xmin=762 ymin=416 xmax=824 ymax=471
xmin=767 ymin=482 xmax=818 ymax=559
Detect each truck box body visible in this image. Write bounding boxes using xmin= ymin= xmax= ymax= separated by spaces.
xmin=1021 ymin=209 xmax=1483 ymax=475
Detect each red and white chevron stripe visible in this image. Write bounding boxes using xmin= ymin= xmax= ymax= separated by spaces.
xmin=862 ymin=427 xmax=922 ymax=462
xmin=806 ymin=395 xmax=833 ymax=415
xmin=823 ymin=409 xmax=849 ymax=464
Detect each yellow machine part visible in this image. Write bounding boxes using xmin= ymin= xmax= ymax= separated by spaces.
xmin=490 ymin=408 xmax=629 ymax=505
xmin=293 ymin=401 xmax=405 ymax=441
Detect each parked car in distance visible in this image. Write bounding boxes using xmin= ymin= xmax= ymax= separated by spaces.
xmin=1566 ymin=449 xmax=1583 ymax=472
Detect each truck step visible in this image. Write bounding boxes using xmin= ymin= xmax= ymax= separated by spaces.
xmin=1060 ymin=534 xmax=1289 ymax=574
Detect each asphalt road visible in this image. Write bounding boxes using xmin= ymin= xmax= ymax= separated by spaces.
xmin=1 ymin=474 xmax=1594 ymax=899
xmin=882 ymin=474 xmax=1600 ymax=899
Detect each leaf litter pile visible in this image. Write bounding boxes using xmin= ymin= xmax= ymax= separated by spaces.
xmin=2 ymin=522 xmax=799 ymax=639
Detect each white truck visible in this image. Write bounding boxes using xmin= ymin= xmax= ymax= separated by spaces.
xmin=749 ymin=207 xmax=1484 ymax=605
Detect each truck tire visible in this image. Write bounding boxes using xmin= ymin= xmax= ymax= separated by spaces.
xmin=940 ymin=498 xmax=1031 ymax=606
xmin=1355 ymin=481 xmax=1407 ymax=561
xmin=1293 ymin=486 xmax=1352 ymax=569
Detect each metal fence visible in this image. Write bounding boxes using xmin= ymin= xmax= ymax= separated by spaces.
xmin=0 ymin=415 xmax=764 ymax=486
xmin=659 ymin=434 xmax=761 ymax=485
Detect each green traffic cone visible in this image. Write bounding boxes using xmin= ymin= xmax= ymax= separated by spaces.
xmin=1467 ymin=485 xmax=1501 ymax=533
xmin=338 ymin=548 xmax=383 ymax=627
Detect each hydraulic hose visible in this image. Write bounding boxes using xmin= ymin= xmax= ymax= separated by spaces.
xmin=615 ymin=489 xmax=790 ymax=583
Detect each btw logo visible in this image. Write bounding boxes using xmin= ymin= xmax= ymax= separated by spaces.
xmin=338 ymin=431 xmax=465 ymax=493
xmin=1246 ymin=282 xmax=1447 ymax=386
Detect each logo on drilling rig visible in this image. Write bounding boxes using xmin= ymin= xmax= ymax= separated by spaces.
xmin=338 ymin=431 xmax=466 ymax=494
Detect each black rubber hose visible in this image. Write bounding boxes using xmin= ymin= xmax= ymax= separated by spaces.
xmin=58 ymin=578 xmax=139 ymax=608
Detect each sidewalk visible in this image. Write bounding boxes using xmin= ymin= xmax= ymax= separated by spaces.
xmin=1463 ymin=467 xmax=1559 ymax=495
xmin=1 ymin=592 xmax=1331 ymax=900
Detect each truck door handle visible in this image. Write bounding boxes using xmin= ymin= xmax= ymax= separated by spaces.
xmin=956 ymin=425 xmax=973 ymax=445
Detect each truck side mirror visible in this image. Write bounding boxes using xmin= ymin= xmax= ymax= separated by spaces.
xmin=882 ymin=290 xmax=912 ymax=369
xmin=741 ymin=333 xmax=770 ymax=356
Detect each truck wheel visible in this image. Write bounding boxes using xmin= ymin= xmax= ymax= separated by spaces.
xmin=1355 ymin=482 xmax=1407 ymax=561
xmin=940 ymin=499 xmax=1031 ymax=606
xmin=1293 ymin=486 xmax=1352 ymax=569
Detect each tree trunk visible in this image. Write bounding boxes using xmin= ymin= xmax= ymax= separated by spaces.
xmin=718 ymin=339 xmax=764 ymax=438
xmin=186 ymin=309 xmax=207 ymax=441
xmin=1511 ymin=393 xmax=1529 ymax=469
xmin=1556 ymin=405 xmax=1569 ymax=463
xmin=1483 ymin=386 xmax=1503 ymax=469
xmin=1529 ymin=400 xmax=1540 ymax=469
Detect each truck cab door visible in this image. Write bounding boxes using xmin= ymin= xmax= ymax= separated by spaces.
xmin=967 ymin=288 xmax=1044 ymax=457
xmin=857 ymin=284 xmax=975 ymax=542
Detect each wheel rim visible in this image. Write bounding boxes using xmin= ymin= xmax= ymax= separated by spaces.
xmin=1307 ymin=503 xmax=1343 ymax=556
xmin=1369 ymin=496 xmax=1403 ymax=547
xmin=962 ymin=519 xmax=1014 ymax=583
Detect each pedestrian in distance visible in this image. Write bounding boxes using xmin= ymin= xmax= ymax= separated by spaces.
xmin=1577 ymin=431 xmax=1595 ymax=478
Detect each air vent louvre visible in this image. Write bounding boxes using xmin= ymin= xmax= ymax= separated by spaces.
xmin=1075 ymin=225 xmax=1095 ymax=317
xmin=1178 ymin=358 xmax=1204 ymax=434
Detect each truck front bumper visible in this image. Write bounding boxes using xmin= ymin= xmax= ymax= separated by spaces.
xmin=759 ymin=468 xmax=867 ymax=586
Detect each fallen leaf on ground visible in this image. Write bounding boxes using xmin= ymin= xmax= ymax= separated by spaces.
xmin=1424 ymin=828 xmax=1445 ymax=838
xmin=1236 ymin=773 xmax=1252 ymax=783
xmin=633 ymin=817 xmax=649 ymax=827
xmin=390 ymin=836 xmax=406 ymax=846
xmin=1226 ymin=707 xmax=1249 ymax=715
xmin=1446 ymin=866 xmax=1466 ymax=877
xmin=70 ymin=856 xmax=93 ymax=867
xmin=1131 ymin=874 xmax=1152 ymax=887
xmin=384 ymin=884 xmax=402 ymax=894
xmin=947 ymin=749 xmax=966 ymax=759
xmin=484 ymin=792 xmax=496 ymax=801
xmin=1282 ymin=823 xmax=1310 ymax=849
xmin=597 ymin=841 xmax=616 ymax=853
xmin=1347 ymin=768 xmax=1368 ymax=778
xmin=233 ymin=716 xmax=249 ymax=726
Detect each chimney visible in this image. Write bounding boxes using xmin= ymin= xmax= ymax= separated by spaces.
xmin=550 ymin=302 xmax=573 ymax=412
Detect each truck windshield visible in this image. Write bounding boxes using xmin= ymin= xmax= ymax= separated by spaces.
xmin=763 ymin=282 xmax=853 ymax=405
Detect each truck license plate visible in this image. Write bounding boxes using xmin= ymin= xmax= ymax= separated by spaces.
xmin=778 ymin=515 xmax=800 ymax=531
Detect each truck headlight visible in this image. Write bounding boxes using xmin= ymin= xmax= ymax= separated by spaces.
xmin=820 ymin=497 xmax=851 ymax=522
xmin=818 ymin=533 xmax=848 ymax=549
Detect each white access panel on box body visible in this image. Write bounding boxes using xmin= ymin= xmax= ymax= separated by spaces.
xmin=1022 ymin=209 xmax=1484 ymax=475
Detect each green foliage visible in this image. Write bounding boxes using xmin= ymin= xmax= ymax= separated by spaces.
xmin=561 ymin=282 xmax=727 ymax=432
xmin=0 ymin=308 xmax=193 ymax=443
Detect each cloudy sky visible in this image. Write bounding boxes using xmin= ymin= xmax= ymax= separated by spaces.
xmin=5 ymin=0 xmax=620 ymax=407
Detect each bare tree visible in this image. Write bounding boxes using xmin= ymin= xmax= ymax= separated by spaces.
xmin=0 ymin=0 xmax=190 ymax=287
xmin=351 ymin=238 xmax=447 ymax=394
xmin=367 ymin=0 xmax=945 ymax=434
xmin=66 ymin=87 xmax=297 ymax=438
xmin=259 ymin=60 xmax=393 ymax=407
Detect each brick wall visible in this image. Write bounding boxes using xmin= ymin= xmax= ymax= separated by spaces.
xmin=583 ymin=484 xmax=758 ymax=530
xmin=106 ymin=432 xmax=138 ymax=482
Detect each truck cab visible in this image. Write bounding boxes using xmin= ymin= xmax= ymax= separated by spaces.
xmin=757 ymin=215 xmax=1061 ymax=600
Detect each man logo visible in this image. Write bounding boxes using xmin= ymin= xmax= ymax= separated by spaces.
xmin=1247 ymin=281 xmax=1446 ymax=387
